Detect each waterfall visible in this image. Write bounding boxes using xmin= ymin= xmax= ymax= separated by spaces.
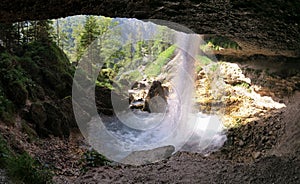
xmin=73 ymin=19 xmax=227 ymax=165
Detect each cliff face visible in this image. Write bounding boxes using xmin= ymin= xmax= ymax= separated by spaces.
xmin=0 ymin=0 xmax=299 ymax=56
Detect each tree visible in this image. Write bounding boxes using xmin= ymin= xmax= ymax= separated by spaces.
xmin=0 ymin=23 xmax=19 ymax=49
xmin=74 ymin=16 xmax=120 ymax=62
xmin=35 ymin=20 xmax=54 ymax=42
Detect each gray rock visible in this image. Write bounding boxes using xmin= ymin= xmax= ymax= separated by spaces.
xmin=121 ymin=145 xmax=175 ymax=166
xmin=143 ymin=81 xmax=168 ymax=113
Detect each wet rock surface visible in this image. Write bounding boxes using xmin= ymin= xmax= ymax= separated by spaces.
xmin=53 ymin=57 xmax=299 ymax=183
xmin=1 ymin=78 xmax=299 ymax=183
xmin=143 ymin=81 xmax=168 ymax=113
xmin=129 ymin=80 xmax=149 ymax=110
xmin=128 ymin=80 xmax=169 ymax=113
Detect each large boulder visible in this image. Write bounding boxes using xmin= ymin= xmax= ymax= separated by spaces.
xmin=7 ymin=82 xmax=28 ymax=106
xmin=143 ymin=81 xmax=169 ymax=113
xmin=28 ymin=100 xmax=75 ymax=138
xmin=95 ymin=86 xmax=114 ymax=115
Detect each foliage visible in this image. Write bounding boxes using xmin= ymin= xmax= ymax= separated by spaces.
xmin=0 ymin=135 xmax=53 ymax=184
xmin=7 ymin=153 xmax=53 ymax=184
xmin=201 ymin=36 xmax=241 ymax=51
xmin=23 ymin=41 xmax=75 ymax=98
xmin=52 ymin=16 xmax=176 ymax=88
xmin=35 ymin=20 xmax=54 ymax=42
xmin=0 ymin=88 xmax=14 ymax=123
xmin=21 ymin=121 xmax=38 ymax=142
xmin=74 ymin=16 xmax=119 ymax=62
xmin=0 ymin=39 xmax=75 ymax=116
xmin=0 ymin=135 xmax=10 ymax=167
xmin=118 ymin=70 xmax=143 ymax=82
xmin=0 ymin=20 xmax=55 ymax=51
xmin=0 ymin=51 xmax=33 ymax=106
xmin=0 ymin=23 xmax=19 ymax=48
xmin=234 ymin=82 xmax=250 ymax=89
xmin=75 ymin=16 xmax=99 ymax=61
xmin=82 ymin=149 xmax=111 ymax=167
xmin=195 ymin=55 xmax=215 ymax=73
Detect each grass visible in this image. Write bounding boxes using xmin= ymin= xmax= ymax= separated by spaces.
xmin=197 ymin=55 xmax=213 ymax=65
xmin=195 ymin=55 xmax=215 ymax=73
xmin=144 ymin=45 xmax=176 ymax=77
xmin=124 ymin=70 xmax=143 ymax=81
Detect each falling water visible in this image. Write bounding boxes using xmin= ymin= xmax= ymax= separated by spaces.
xmin=73 ymin=19 xmax=227 ymax=164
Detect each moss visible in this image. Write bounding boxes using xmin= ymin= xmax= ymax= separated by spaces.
xmin=21 ymin=121 xmax=38 ymax=142
xmin=0 ymin=51 xmax=40 ymax=105
xmin=23 ymin=41 xmax=75 ymax=99
xmin=234 ymin=118 xmax=242 ymax=127
xmin=0 ymin=77 xmax=15 ymax=123
xmin=120 ymin=70 xmax=143 ymax=82
xmin=7 ymin=81 xmax=29 ymax=106
xmin=195 ymin=65 xmax=202 ymax=73
xmin=0 ymin=135 xmax=10 ymax=167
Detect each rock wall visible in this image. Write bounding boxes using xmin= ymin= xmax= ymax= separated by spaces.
xmin=0 ymin=0 xmax=299 ymax=55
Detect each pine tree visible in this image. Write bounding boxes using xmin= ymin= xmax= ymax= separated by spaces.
xmin=35 ymin=20 xmax=54 ymax=42
xmin=75 ymin=16 xmax=120 ymax=62
xmin=0 ymin=23 xmax=19 ymax=49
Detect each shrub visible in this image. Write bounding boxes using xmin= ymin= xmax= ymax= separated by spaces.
xmin=83 ymin=149 xmax=111 ymax=167
xmin=0 ymin=88 xmax=14 ymax=123
xmin=0 ymin=135 xmax=53 ymax=184
xmin=7 ymin=153 xmax=53 ymax=184
xmin=202 ymin=36 xmax=241 ymax=51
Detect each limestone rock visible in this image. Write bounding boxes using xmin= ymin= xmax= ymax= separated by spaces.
xmin=219 ymin=62 xmax=251 ymax=85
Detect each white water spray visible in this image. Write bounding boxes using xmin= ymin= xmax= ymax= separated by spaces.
xmin=72 ymin=19 xmax=227 ymax=165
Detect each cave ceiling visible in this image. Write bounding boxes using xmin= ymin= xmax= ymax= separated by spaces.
xmin=0 ymin=0 xmax=299 ymax=55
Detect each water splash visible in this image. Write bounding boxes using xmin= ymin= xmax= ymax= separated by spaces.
xmin=72 ymin=19 xmax=227 ymax=164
